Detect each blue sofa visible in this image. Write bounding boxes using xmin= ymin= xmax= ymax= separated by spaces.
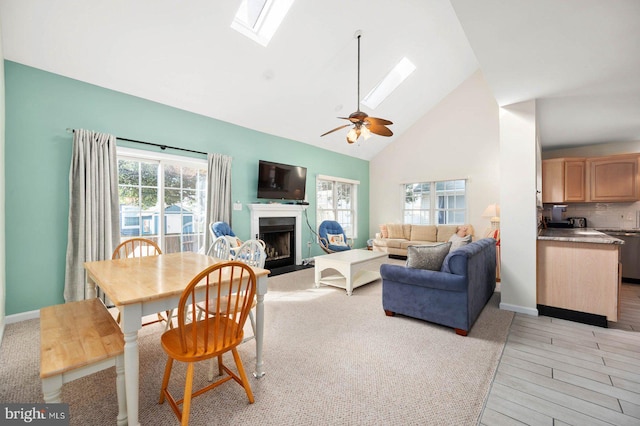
xmin=380 ymin=238 xmax=497 ymax=336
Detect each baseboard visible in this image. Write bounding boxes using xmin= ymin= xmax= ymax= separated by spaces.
xmin=5 ymin=309 xmax=40 ymax=324
xmin=499 ymin=302 xmax=538 ymax=317
xmin=537 ymin=304 xmax=608 ymax=328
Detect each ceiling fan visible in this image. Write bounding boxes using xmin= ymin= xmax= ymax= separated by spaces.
xmin=321 ymin=31 xmax=393 ymax=144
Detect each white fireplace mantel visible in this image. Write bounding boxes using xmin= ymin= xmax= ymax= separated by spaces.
xmin=248 ymin=203 xmax=309 ymax=265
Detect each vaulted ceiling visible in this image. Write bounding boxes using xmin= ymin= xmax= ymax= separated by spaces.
xmin=1 ymin=0 xmax=638 ymax=160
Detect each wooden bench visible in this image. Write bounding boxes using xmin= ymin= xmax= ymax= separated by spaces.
xmin=40 ymin=298 xmax=127 ymax=425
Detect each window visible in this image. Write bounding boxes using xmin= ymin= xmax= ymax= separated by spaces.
xmin=316 ymin=175 xmax=359 ymax=238
xmin=231 ymin=0 xmax=295 ymax=47
xmin=362 ymin=57 xmax=417 ymax=109
xmin=117 ymin=148 xmax=208 ymax=254
xmin=404 ymin=179 xmax=467 ymax=225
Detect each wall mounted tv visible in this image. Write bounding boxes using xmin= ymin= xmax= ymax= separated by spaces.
xmin=257 ymin=160 xmax=307 ymax=201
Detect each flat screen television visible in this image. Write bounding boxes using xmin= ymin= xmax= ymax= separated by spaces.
xmin=257 ymin=160 xmax=307 ymax=201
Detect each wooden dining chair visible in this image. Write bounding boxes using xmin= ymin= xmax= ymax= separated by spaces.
xmin=234 ymin=239 xmax=267 ymax=268
xmin=206 ymin=235 xmax=232 ymax=260
xmin=112 ymin=237 xmax=173 ymax=330
xmin=159 ymin=262 xmax=257 ymax=425
xmin=202 ymin=239 xmax=264 ymax=336
xmin=197 ymin=239 xmax=265 ymax=380
xmin=112 ymin=237 xmax=162 ymax=259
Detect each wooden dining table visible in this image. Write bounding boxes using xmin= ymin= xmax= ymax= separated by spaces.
xmin=84 ymin=252 xmax=270 ymax=426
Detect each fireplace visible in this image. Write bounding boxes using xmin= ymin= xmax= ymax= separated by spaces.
xmin=259 ymin=217 xmax=295 ymax=269
xmin=248 ymin=203 xmax=308 ymax=268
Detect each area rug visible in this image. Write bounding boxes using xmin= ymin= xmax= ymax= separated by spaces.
xmin=0 ymin=259 xmax=514 ymax=425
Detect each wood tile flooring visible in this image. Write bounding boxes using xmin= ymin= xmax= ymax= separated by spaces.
xmin=480 ymin=282 xmax=640 ymax=425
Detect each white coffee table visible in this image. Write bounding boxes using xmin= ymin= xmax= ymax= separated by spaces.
xmin=314 ymin=249 xmax=388 ymax=295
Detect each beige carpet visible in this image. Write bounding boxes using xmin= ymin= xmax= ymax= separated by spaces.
xmin=0 ymin=259 xmax=514 ymax=425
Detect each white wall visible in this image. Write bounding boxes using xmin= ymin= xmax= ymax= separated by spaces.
xmin=0 ymin=19 xmax=6 ymax=343
xmin=542 ymin=140 xmax=640 ymax=160
xmin=369 ymin=70 xmax=500 ymax=238
xmin=499 ymin=100 xmax=538 ymax=315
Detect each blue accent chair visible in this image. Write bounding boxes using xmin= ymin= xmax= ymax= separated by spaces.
xmin=380 ymin=238 xmax=497 ymax=336
xmin=318 ymin=220 xmax=353 ymax=254
xmin=210 ymin=221 xmax=236 ymax=238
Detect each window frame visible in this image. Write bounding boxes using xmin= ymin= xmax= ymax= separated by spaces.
xmin=116 ymin=147 xmax=208 ymax=254
xmin=402 ymin=178 xmax=468 ymax=225
xmin=316 ymin=174 xmax=359 ymax=239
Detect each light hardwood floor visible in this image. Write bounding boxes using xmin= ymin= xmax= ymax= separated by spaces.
xmin=480 ymin=282 xmax=640 ymax=425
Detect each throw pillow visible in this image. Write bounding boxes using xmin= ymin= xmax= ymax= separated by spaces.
xmin=448 ymin=234 xmax=472 ymax=251
xmin=387 ymin=224 xmax=405 ymax=239
xmin=380 ymin=224 xmax=389 ymax=238
xmin=327 ymin=233 xmax=347 ymax=247
xmin=456 ymin=225 xmax=469 ymax=237
xmin=406 ymin=242 xmax=452 ymax=271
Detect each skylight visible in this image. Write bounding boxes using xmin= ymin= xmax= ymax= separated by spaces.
xmin=361 ymin=57 xmax=417 ymax=109
xmin=231 ymin=0 xmax=294 ymax=47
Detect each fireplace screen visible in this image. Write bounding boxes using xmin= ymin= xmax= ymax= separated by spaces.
xmin=259 ymin=217 xmax=295 ymax=269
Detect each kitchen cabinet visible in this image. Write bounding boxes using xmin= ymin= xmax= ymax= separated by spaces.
xmin=564 ymin=160 xmax=586 ymax=201
xmin=541 ymin=158 xmax=585 ymax=203
xmin=542 ymin=159 xmax=563 ymax=203
xmin=588 ymin=155 xmax=640 ymax=202
xmin=537 ymin=237 xmax=621 ymax=322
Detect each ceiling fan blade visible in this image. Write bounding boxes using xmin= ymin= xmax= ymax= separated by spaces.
xmin=365 ymin=117 xmax=393 ymax=126
xmin=367 ymin=124 xmax=393 ymax=137
xmin=338 ymin=116 xmax=362 ymax=124
xmin=320 ymin=124 xmax=351 ymax=137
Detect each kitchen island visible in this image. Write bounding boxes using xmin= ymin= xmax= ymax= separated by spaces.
xmin=537 ymin=228 xmax=623 ymax=325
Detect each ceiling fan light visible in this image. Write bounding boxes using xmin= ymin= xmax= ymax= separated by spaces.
xmin=361 ymin=125 xmax=372 ymax=140
xmin=347 ymin=128 xmax=358 ymax=143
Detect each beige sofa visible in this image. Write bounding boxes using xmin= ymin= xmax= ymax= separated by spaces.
xmin=372 ymin=223 xmax=474 ymax=257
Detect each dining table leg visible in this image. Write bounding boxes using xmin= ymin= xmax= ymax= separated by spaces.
xmin=121 ymin=305 xmax=142 ymax=426
xmin=253 ymin=274 xmax=267 ymax=378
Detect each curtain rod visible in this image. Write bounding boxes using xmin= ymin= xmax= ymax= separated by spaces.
xmin=66 ymin=128 xmax=207 ymax=156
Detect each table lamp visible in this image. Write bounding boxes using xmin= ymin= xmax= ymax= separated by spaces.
xmin=482 ymin=204 xmax=500 ymax=230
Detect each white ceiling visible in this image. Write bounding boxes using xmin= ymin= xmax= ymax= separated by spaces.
xmin=1 ymin=0 xmax=638 ymax=160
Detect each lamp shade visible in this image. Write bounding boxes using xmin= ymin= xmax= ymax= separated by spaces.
xmin=482 ymin=204 xmax=500 ymax=219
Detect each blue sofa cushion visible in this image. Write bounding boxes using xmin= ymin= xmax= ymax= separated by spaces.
xmin=406 ymin=242 xmax=452 ymax=271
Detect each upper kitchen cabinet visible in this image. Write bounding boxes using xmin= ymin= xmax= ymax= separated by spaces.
xmin=565 ymin=160 xmax=586 ymax=202
xmin=542 ymin=158 xmax=585 ymax=203
xmin=588 ymin=155 xmax=640 ymax=202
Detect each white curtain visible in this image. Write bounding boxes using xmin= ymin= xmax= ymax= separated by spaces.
xmin=205 ymin=153 xmax=233 ymax=251
xmin=64 ymin=129 xmax=120 ymax=302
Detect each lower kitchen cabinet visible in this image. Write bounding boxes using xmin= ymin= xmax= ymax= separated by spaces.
xmin=537 ymin=240 xmax=621 ymax=322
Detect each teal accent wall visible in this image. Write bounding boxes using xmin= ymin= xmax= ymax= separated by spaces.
xmin=4 ymin=60 xmax=370 ymax=315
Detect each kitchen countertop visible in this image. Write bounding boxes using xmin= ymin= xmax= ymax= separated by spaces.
xmin=595 ymin=228 xmax=640 ymax=234
xmin=537 ymin=228 xmax=624 ymax=244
